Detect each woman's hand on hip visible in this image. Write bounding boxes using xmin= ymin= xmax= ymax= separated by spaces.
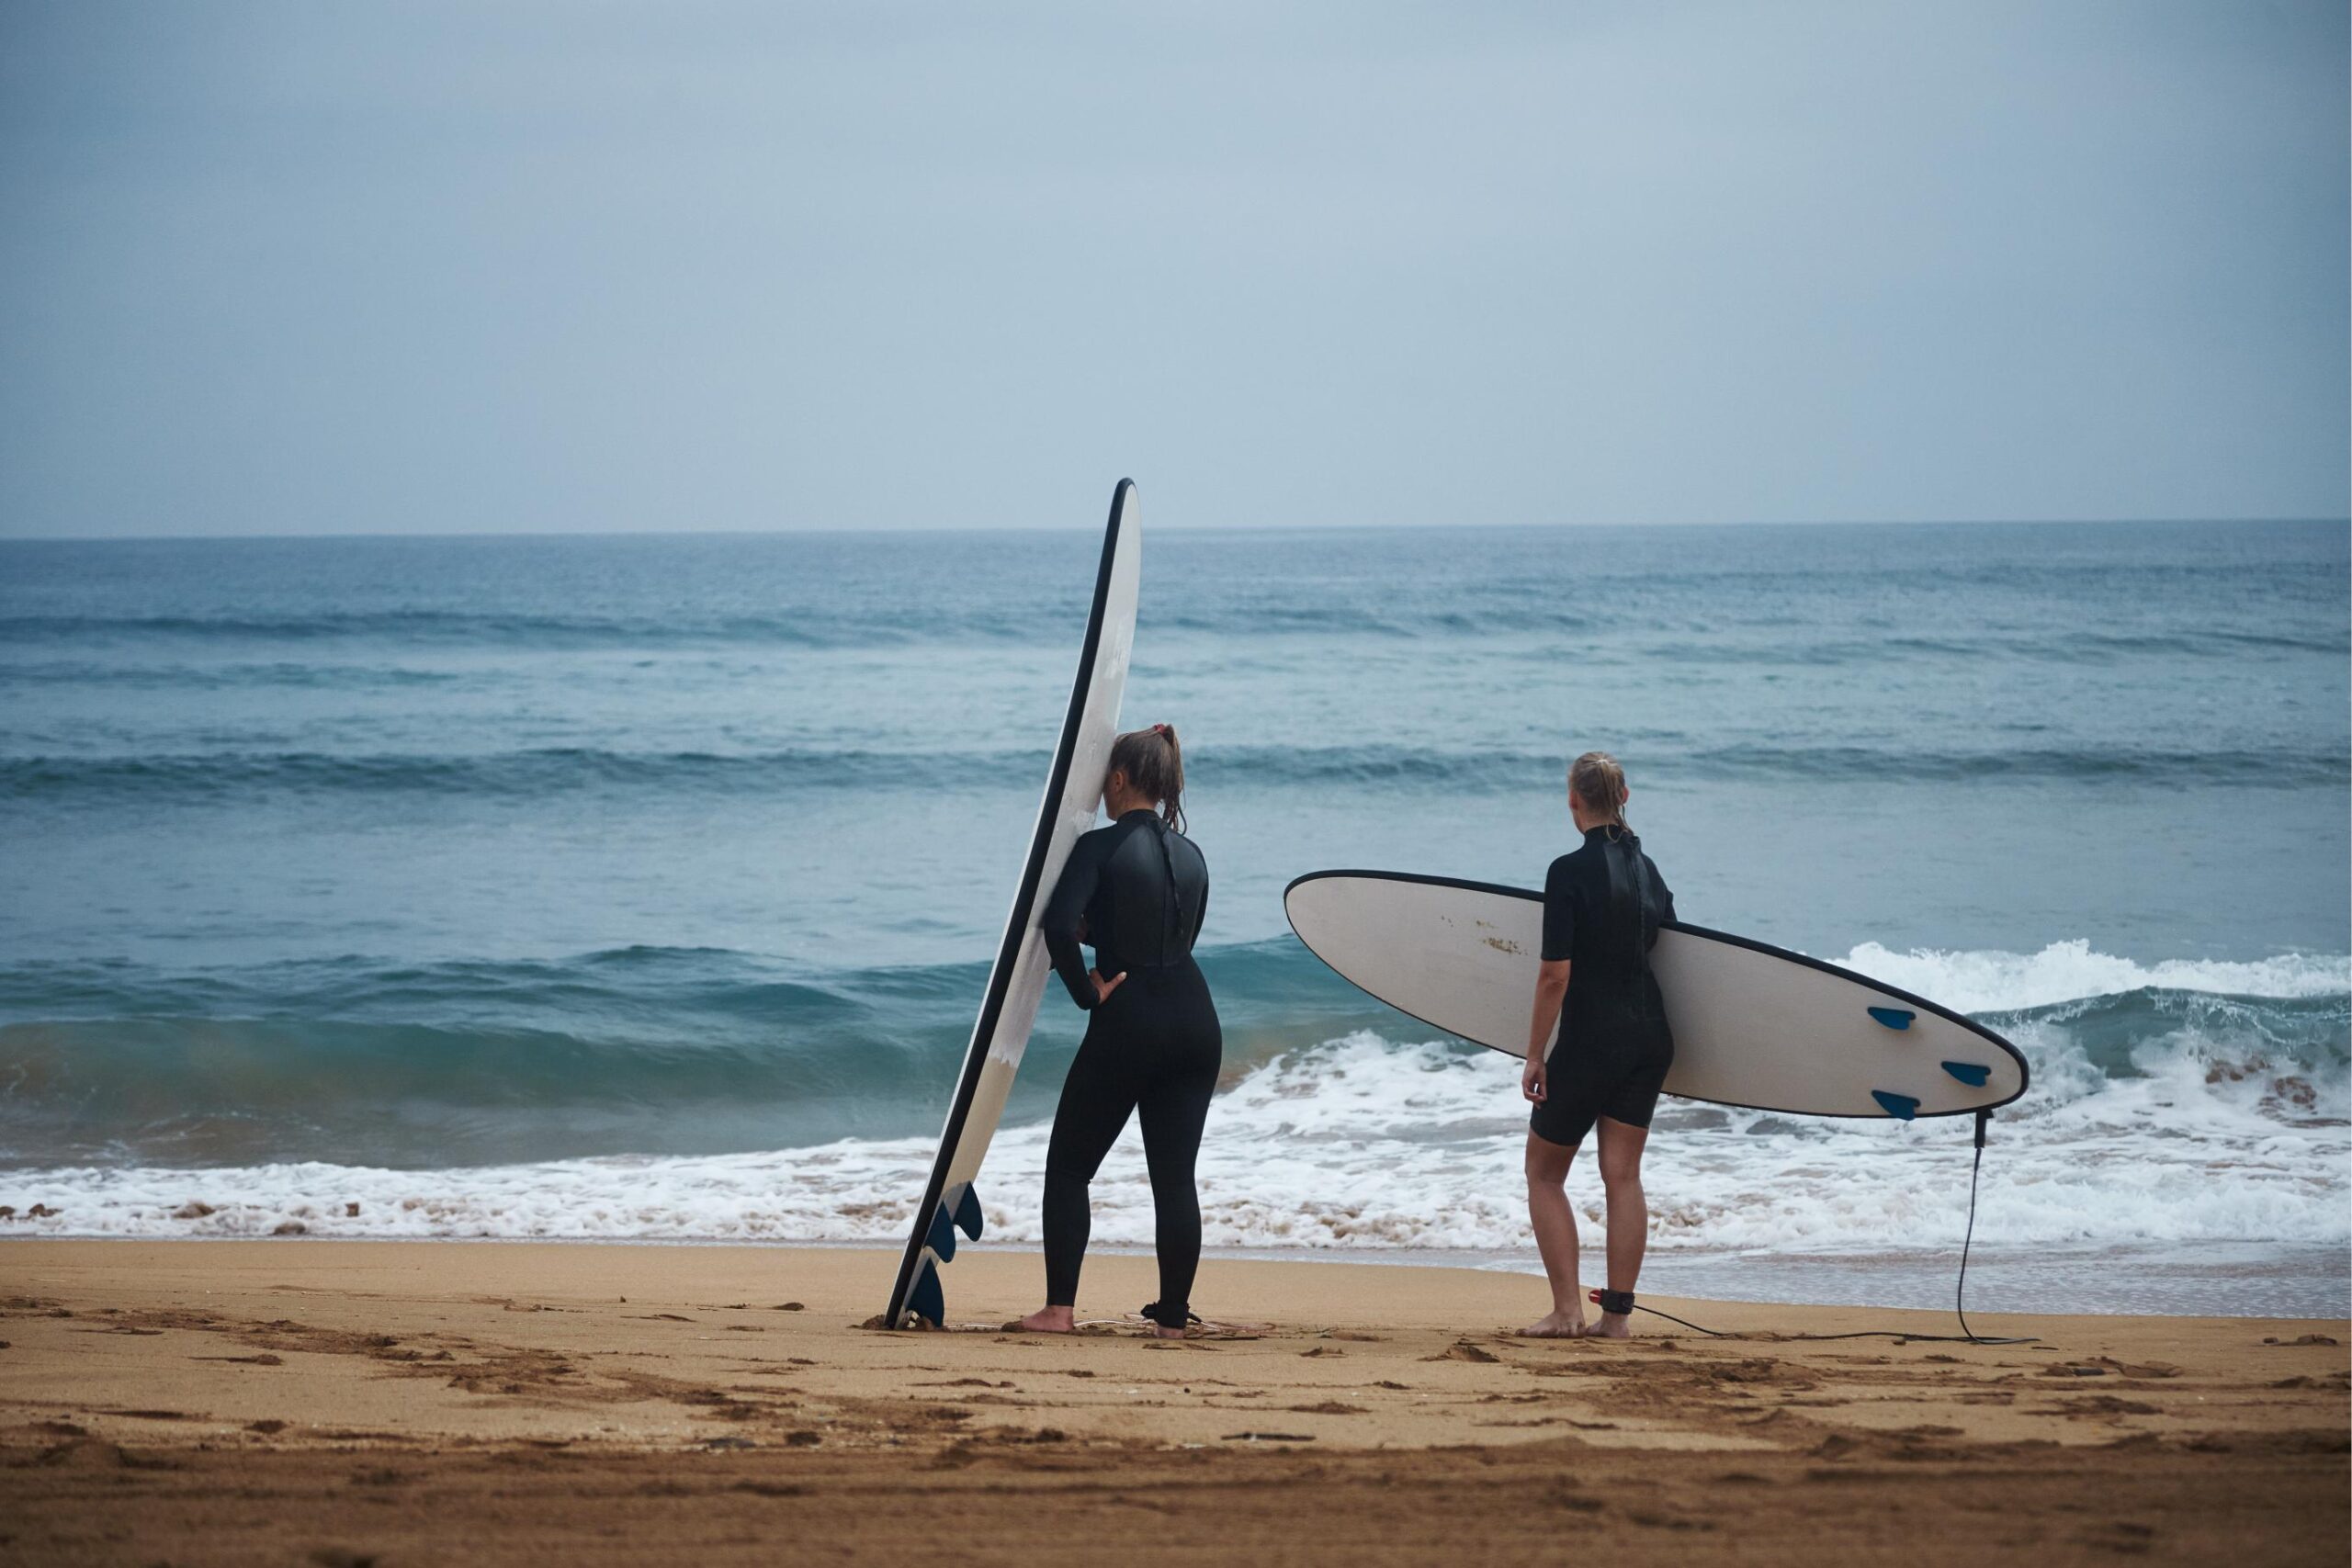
xmin=1089 ymin=969 xmax=1127 ymax=1006
xmin=1521 ymin=1054 xmax=1547 ymax=1104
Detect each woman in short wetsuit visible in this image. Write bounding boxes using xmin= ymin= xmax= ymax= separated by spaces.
xmin=1017 ymin=724 xmax=1218 ymax=1339
xmin=1519 ymin=751 xmax=1676 ymax=1339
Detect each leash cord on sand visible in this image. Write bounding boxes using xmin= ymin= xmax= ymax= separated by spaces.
xmin=1619 ymin=1111 xmax=2037 ymax=1347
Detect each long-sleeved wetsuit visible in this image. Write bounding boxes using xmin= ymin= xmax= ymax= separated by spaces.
xmin=1532 ymin=824 xmax=1677 ymax=1147
xmin=1038 ymin=807 xmax=1219 ymax=1328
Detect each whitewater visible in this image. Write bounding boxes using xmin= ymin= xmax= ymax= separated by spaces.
xmin=11 ymin=940 xmax=2344 ymax=1314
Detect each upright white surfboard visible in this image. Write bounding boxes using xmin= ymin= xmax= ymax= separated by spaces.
xmin=887 ymin=480 xmax=1141 ymax=1327
xmin=1285 ymin=871 xmax=2026 ymax=1120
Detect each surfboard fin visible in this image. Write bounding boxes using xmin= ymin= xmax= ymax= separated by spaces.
xmin=954 ymin=1184 xmax=984 ymax=1242
xmin=925 ymin=1202 xmax=960 ymax=1263
xmin=1940 ymin=1061 xmax=1991 ymax=1088
xmin=906 ymin=1257 xmax=945 ymax=1328
xmin=1866 ymin=1006 xmax=1916 ymax=1031
xmin=1871 ymin=1089 xmax=1920 ymax=1120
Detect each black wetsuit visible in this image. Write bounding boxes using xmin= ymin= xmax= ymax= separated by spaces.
xmin=1039 ymin=808 xmax=1220 ymax=1329
xmin=1531 ymin=825 xmax=1677 ymax=1148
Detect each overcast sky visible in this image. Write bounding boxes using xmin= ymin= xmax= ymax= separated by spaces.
xmin=2 ymin=2 xmax=2344 ymax=536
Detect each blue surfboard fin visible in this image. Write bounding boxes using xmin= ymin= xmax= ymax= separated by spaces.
xmin=1871 ymin=1089 xmax=1920 ymax=1120
xmin=906 ymin=1257 xmax=945 ymax=1328
xmin=925 ymin=1201 xmax=959 ymax=1263
xmin=954 ymin=1184 xmax=984 ymax=1242
xmin=1866 ymin=1006 xmax=1916 ymax=1031
xmin=1940 ymin=1061 xmax=1991 ymax=1088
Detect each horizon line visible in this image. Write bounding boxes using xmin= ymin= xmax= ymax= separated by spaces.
xmin=4 ymin=514 xmax=2345 ymax=546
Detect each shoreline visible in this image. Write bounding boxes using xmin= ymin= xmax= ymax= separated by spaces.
xmin=6 ymin=1233 xmax=2344 ymax=1321
xmin=3 ymin=1240 xmax=2345 ymax=1564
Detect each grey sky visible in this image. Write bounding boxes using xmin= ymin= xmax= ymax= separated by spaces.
xmin=2 ymin=2 xmax=2344 ymax=536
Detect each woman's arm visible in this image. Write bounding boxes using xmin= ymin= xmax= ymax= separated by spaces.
xmin=1040 ymin=836 xmax=1112 ymax=1009
xmin=1522 ymin=958 xmax=1570 ymax=1102
xmin=1527 ymin=854 xmax=1577 ymax=1100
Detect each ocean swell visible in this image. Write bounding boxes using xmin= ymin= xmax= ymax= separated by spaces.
xmin=5 ymin=741 xmax=2342 ymax=809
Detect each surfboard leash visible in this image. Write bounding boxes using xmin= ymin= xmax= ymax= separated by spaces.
xmin=1592 ymin=1110 xmax=2038 ymax=1347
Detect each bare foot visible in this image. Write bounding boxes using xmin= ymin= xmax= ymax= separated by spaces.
xmin=1519 ymin=1310 xmax=1587 ymax=1338
xmin=1587 ymin=1311 xmax=1631 ymax=1339
xmin=1016 ymin=1305 xmax=1075 ymax=1333
xmin=1153 ymin=1323 xmax=1186 ymax=1339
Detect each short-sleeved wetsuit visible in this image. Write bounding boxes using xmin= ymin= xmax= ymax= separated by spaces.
xmin=1531 ymin=824 xmax=1677 ymax=1148
xmin=1038 ymin=808 xmax=1220 ymax=1329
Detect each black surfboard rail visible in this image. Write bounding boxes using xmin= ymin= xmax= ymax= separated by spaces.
xmin=1282 ymin=867 xmax=2030 ymax=1119
xmin=883 ymin=479 xmax=1136 ymax=1329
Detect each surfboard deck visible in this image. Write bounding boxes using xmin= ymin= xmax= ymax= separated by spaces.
xmin=1284 ymin=870 xmax=2027 ymax=1120
xmin=885 ymin=480 xmax=1142 ymax=1328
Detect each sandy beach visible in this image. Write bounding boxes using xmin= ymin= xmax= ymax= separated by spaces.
xmin=0 ymin=1240 xmax=2343 ymax=1565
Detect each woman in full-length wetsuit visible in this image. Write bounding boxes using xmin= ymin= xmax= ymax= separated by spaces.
xmin=1017 ymin=723 xmax=1219 ymax=1339
xmin=1518 ymin=751 xmax=1677 ymax=1339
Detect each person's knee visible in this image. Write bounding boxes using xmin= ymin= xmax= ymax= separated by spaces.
xmin=1599 ymin=1157 xmax=1643 ymax=1194
xmin=1524 ymin=1146 xmax=1575 ymax=1189
xmin=1143 ymin=1154 xmax=1200 ymax=1191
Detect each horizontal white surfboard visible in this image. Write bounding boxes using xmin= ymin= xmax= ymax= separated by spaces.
xmin=1284 ymin=871 xmax=2027 ymax=1120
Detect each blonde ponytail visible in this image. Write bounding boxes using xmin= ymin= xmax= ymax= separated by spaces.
xmin=1569 ymin=750 xmax=1629 ymax=829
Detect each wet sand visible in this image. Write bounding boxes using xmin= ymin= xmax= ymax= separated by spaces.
xmin=1 ymin=1240 xmax=2344 ymax=1565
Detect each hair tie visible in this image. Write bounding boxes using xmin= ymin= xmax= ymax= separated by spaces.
xmin=1152 ymin=723 xmax=1170 ymax=739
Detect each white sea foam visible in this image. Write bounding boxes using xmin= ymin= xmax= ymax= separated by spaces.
xmin=1830 ymin=940 xmax=2351 ymax=1013
xmin=9 ymin=962 xmax=2346 ymax=1264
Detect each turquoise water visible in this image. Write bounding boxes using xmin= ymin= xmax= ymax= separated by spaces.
xmin=1 ymin=521 xmax=2345 ymax=1311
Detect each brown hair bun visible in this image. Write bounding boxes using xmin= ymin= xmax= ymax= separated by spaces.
xmin=1108 ymin=725 xmax=1186 ymax=833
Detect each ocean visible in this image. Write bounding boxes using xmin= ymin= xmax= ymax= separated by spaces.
xmin=2 ymin=520 xmax=2346 ymax=1316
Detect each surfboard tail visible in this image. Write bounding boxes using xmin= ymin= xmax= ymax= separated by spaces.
xmin=906 ymin=1253 xmax=945 ymax=1329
